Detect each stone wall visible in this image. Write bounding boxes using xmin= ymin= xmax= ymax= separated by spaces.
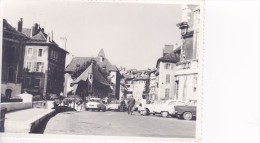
xmin=1 ymin=83 xmax=22 ymax=97
xmin=1 ymin=102 xmax=32 ymax=112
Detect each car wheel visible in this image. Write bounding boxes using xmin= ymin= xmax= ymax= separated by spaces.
xmin=161 ymin=111 xmax=169 ymax=118
xmin=86 ymin=108 xmax=89 ymax=111
xmin=183 ymin=112 xmax=192 ymax=120
xmin=98 ymin=109 xmax=101 ymax=112
xmin=145 ymin=108 xmax=150 ymax=116
xmin=102 ymin=109 xmax=106 ymax=112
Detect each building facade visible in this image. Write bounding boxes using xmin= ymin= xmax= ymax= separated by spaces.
xmin=65 ymin=49 xmax=121 ymax=99
xmin=1 ymin=19 xmax=29 ymax=99
xmin=21 ymin=22 xmax=68 ymax=99
xmin=174 ymin=5 xmax=200 ymax=103
xmin=156 ymin=45 xmax=180 ymax=100
xmin=148 ymin=70 xmax=159 ymax=101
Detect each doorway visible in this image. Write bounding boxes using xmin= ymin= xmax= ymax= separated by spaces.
xmin=5 ymin=89 xmax=12 ymax=99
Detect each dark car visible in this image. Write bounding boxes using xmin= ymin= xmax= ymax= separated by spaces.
xmin=174 ymin=101 xmax=197 ymax=120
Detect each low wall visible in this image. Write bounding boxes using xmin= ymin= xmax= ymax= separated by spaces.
xmin=32 ymin=101 xmax=46 ymax=108
xmin=0 ymin=102 xmax=32 ymax=112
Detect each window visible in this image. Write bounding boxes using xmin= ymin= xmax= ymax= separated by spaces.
xmin=88 ymin=74 xmax=92 ymax=80
xmin=99 ymin=56 xmax=104 ymax=62
xmin=24 ymin=77 xmax=31 ymax=87
xmin=34 ymin=79 xmax=41 ymax=87
xmin=171 ymin=64 xmax=174 ymax=70
xmin=166 ymin=74 xmax=170 ymax=84
xmin=38 ymin=49 xmax=43 ymax=57
xmin=55 ymin=52 xmax=59 ymax=61
xmin=51 ymin=50 xmax=54 ymax=59
xmin=165 ymin=88 xmax=170 ymax=98
xmin=175 ymin=80 xmax=179 ymax=100
xmin=164 ymin=63 xmax=171 ymax=69
xmin=194 ymin=87 xmax=197 ymax=92
xmin=36 ymin=62 xmax=44 ymax=72
xmin=25 ymin=62 xmax=32 ymax=72
xmin=151 ymin=86 xmax=155 ymax=92
xmin=27 ymin=48 xmax=33 ymax=56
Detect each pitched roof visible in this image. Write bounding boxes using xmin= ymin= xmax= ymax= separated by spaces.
xmin=31 ymin=30 xmax=47 ymax=41
xmin=73 ymin=63 xmax=93 ymax=83
xmin=73 ymin=63 xmax=111 ymax=88
xmin=22 ymin=28 xmax=31 ymax=37
xmin=156 ymin=51 xmax=180 ymax=68
xmin=65 ymin=56 xmax=118 ymax=72
xmin=65 ymin=57 xmax=93 ymax=72
xmin=3 ymin=19 xmax=29 ymax=38
xmin=93 ymin=65 xmax=111 ymax=87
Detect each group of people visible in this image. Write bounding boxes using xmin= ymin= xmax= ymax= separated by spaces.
xmin=126 ymin=95 xmax=147 ymax=115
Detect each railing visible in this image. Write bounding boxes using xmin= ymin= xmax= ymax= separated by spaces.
xmin=176 ymin=59 xmax=198 ymax=71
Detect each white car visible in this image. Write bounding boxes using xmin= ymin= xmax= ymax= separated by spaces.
xmin=145 ymin=100 xmax=185 ymax=117
xmin=106 ymin=100 xmax=120 ymax=111
xmin=86 ymin=98 xmax=106 ymax=112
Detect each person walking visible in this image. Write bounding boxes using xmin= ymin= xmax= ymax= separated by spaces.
xmin=127 ymin=96 xmax=135 ymax=115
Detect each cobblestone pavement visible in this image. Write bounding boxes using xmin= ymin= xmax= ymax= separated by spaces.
xmin=44 ymin=111 xmax=196 ymax=138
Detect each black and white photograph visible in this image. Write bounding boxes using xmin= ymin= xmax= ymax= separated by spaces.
xmin=1 ymin=0 xmax=203 ymax=142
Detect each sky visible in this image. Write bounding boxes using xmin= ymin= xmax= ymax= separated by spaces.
xmin=1 ymin=1 xmax=182 ymax=70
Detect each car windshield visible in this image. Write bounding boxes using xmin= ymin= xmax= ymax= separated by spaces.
xmin=184 ymin=101 xmax=197 ymax=106
xmin=152 ymin=100 xmax=167 ymax=104
xmin=110 ymin=100 xmax=120 ymax=104
xmin=89 ymin=98 xmax=101 ymax=102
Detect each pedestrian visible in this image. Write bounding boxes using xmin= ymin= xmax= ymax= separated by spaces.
xmin=127 ymin=95 xmax=135 ymax=115
xmin=140 ymin=95 xmax=147 ymax=116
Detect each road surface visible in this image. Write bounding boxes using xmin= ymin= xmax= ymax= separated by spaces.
xmin=44 ymin=110 xmax=196 ymax=138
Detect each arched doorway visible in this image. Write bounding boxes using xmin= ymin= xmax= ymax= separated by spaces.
xmin=5 ymin=89 xmax=12 ymax=99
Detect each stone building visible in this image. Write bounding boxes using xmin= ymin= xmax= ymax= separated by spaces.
xmin=1 ymin=19 xmax=29 ymax=99
xmin=174 ymin=5 xmax=200 ymax=103
xmin=20 ymin=21 xmax=68 ymax=99
xmin=148 ymin=70 xmax=159 ymax=101
xmin=156 ymin=45 xmax=180 ymax=100
xmin=71 ymin=62 xmax=112 ymax=101
xmin=65 ymin=49 xmax=121 ymax=99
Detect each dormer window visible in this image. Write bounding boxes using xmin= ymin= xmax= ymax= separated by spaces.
xmin=88 ymin=73 xmax=92 ymax=80
xmin=99 ymin=56 xmax=104 ymax=62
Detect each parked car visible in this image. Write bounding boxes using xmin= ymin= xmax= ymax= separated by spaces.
xmin=106 ymin=100 xmax=120 ymax=111
xmin=143 ymin=100 xmax=185 ymax=117
xmin=106 ymin=100 xmax=127 ymax=112
xmin=174 ymin=101 xmax=197 ymax=120
xmin=86 ymin=98 xmax=106 ymax=112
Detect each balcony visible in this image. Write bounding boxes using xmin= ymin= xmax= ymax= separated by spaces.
xmin=175 ymin=59 xmax=198 ymax=75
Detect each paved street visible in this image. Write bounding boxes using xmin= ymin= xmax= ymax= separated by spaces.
xmin=44 ymin=111 xmax=196 ymax=138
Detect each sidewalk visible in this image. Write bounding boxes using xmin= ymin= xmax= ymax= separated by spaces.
xmin=5 ymin=108 xmax=55 ymax=133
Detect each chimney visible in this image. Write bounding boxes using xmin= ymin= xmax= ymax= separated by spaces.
xmin=51 ymin=30 xmax=54 ymax=42
xmin=17 ymin=18 xmax=23 ymax=32
xmin=47 ymin=33 xmax=50 ymax=43
xmin=31 ymin=23 xmax=39 ymax=36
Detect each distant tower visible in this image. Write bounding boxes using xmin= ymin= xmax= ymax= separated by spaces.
xmin=98 ymin=48 xmax=105 ymax=62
